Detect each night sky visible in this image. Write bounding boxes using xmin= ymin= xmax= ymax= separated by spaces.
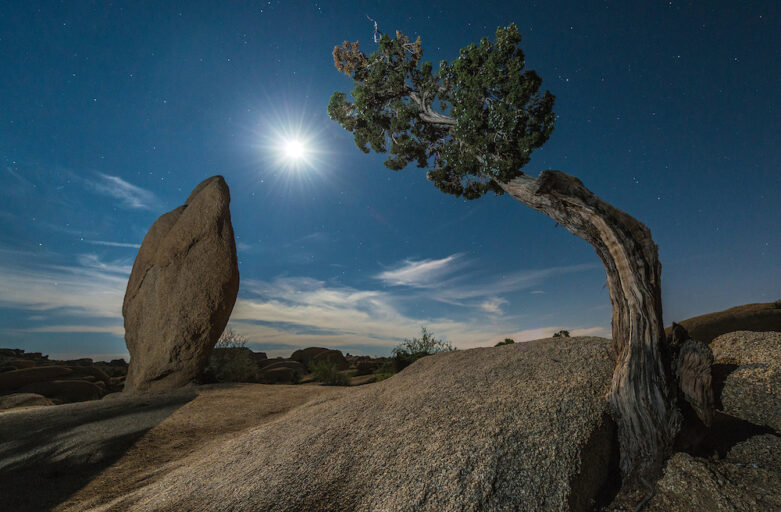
xmin=1 ymin=1 xmax=778 ymax=360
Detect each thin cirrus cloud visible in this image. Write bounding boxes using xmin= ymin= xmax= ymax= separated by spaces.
xmin=375 ymin=254 xmax=465 ymax=288
xmin=0 ymin=248 xmax=609 ymax=356
xmin=375 ymin=253 xmax=599 ymax=305
xmin=479 ymin=297 xmax=508 ymax=315
xmin=86 ymin=240 xmax=141 ymax=249
xmin=88 ymin=173 xmax=158 ymax=210
xmin=0 ymin=253 xmax=129 ymax=321
xmin=231 ymin=276 xmax=508 ymax=351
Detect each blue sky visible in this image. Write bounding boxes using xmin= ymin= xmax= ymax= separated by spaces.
xmin=0 ymin=1 xmax=778 ymax=360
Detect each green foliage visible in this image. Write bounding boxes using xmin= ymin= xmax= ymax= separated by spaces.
xmin=375 ymin=372 xmax=395 ymax=382
xmin=310 ymin=359 xmax=351 ymax=386
xmin=206 ymin=328 xmax=259 ymax=383
xmin=374 ymin=360 xmax=396 ymax=381
xmin=495 ymin=338 xmax=515 ymax=346
xmin=329 ymin=24 xmax=555 ymax=199
xmin=392 ymin=327 xmax=455 ymax=371
xmin=553 ymin=330 xmax=570 ymax=338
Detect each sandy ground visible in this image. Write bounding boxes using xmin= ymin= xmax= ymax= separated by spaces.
xmin=0 ymin=383 xmax=341 ymax=512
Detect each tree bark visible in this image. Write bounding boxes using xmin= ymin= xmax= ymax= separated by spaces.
xmin=496 ymin=170 xmax=681 ymax=485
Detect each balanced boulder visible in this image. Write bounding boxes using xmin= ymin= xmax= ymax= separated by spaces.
xmin=123 ymin=176 xmax=240 ymax=393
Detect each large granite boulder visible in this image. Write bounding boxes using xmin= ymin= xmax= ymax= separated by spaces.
xmin=0 ymin=366 xmax=73 ymax=393
xmin=710 ymin=331 xmax=780 ymax=431
xmin=123 ymin=176 xmax=240 ymax=393
xmin=19 ymin=380 xmax=104 ymax=403
xmin=0 ymin=393 xmax=54 ymax=411
xmin=665 ymin=302 xmax=781 ymax=344
xmin=97 ymin=337 xmax=619 ymax=511
xmin=291 ymin=347 xmax=348 ymax=370
xmin=647 ymin=441 xmax=781 ymax=511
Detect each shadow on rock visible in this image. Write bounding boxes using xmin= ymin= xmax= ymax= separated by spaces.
xmin=0 ymin=389 xmax=196 ymax=512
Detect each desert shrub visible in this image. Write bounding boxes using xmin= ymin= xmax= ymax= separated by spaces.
xmin=495 ymin=338 xmax=515 ymax=346
xmin=773 ymin=299 xmax=781 ymax=309
xmin=392 ymin=327 xmax=455 ymax=371
xmin=355 ymin=359 xmax=376 ymax=376
xmin=205 ymin=328 xmax=259 ymax=383
xmin=373 ymin=360 xmax=396 ymax=381
xmin=553 ymin=330 xmax=570 ymax=338
xmin=310 ymin=359 xmax=350 ymax=386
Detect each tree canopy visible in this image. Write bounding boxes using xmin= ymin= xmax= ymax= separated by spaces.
xmin=328 ymin=24 xmax=556 ymax=199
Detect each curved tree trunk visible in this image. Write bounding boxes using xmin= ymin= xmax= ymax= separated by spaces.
xmin=497 ymin=170 xmax=681 ymax=485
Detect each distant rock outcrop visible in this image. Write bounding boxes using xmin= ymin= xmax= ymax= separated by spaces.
xmin=20 ymin=380 xmax=103 ymax=403
xmin=96 ymin=337 xmax=619 ymax=511
xmin=123 ymin=176 xmax=240 ymax=393
xmin=291 ymin=347 xmax=348 ymax=370
xmin=665 ymin=302 xmax=781 ymax=344
xmin=0 ymin=366 xmax=73 ymax=393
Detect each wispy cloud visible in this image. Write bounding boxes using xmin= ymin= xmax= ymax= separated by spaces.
xmin=0 ymin=253 xmax=128 ymax=320
xmin=89 ymin=173 xmax=157 ymax=210
xmin=22 ymin=324 xmax=125 ymax=336
xmin=376 ymin=254 xmax=598 ymax=306
xmin=376 ymin=254 xmax=464 ymax=287
xmin=231 ymin=274 xmax=609 ymax=355
xmin=480 ymin=297 xmax=508 ymax=315
xmin=86 ymin=240 xmax=141 ymax=249
xmin=0 ymin=248 xmax=609 ymax=358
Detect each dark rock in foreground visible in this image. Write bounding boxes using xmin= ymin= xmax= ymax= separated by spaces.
xmin=123 ymin=176 xmax=240 ymax=393
xmin=101 ymin=337 xmax=618 ymax=511
xmin=0 ymin=393 xmax=54 ymax=410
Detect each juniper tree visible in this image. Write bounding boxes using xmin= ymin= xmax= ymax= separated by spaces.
xmin=328 ymin=24 xmax=712 ymax=497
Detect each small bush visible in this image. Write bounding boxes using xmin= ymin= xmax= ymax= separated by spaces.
xmin=205 ymin=328 xmax=259 ymax=383
xmin=393 ymin=327 xmax=455 ymax=371
xmin=310 ymin=359 xmax=350 ymax=386
xmin=495 ymin=338 xmax=515 ymax=346
xmin=773 ymin=299 xmax=781 ymax=309
xmin=375 ymin=372 xmax=395 ymax=382
xmin=553 ymin=330 xmax=570 ymax=338
xmin=373 ymin=361 xmax=396 ymax=381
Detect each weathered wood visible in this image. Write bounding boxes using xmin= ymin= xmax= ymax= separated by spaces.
xmin=497 ymin=170 xmax=681 ymax=484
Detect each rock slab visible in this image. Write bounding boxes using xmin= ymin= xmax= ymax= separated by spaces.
xmin=123 ymin=176 xmax=240 ymax=393
xmin=710 ymin=331 xmax=781 ymax=431
xmin=101 ymin=337 xmax=619 ymax=512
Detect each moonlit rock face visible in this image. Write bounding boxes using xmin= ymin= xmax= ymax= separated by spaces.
xmin=122 ymin=176 xmax=239 ymax=393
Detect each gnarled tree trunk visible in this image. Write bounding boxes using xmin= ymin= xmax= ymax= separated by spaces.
xmin=497 ymin=170 xmax=681 ymax=485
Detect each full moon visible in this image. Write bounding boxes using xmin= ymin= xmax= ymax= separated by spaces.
xmin=282 ymin=138 xmax=307 ymax=161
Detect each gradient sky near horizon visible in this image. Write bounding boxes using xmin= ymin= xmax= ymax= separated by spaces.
xmin=0 ymin=1 xmax=778 ymax=360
